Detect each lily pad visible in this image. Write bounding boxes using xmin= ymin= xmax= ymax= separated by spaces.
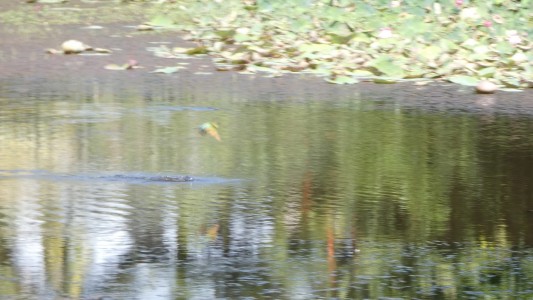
xmin=36 ymin=0 xmax=67 ymax=3
xmin=371 ymin=56 xmax=406 ymax=78
xmin=448 ymin=75 xmax=479 ymax=86
xmin=326 ymin=76 xmax=359 ymax=84
xmin=148 ymin=15 xmax=175 ymax=28
xmin=373 ymin=77 xmax=398 ymax=84
xmin=420 ymin=45 xmax=442 ymax=61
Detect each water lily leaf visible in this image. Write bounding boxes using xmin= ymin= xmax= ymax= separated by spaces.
xmin=298 ymin=43 xmax=336 ymax=54
xmin=499 ymin=88 xmax=523 ymax=92
xmin=247 ymin=64 xmax=280 ymax=74
xmin=373 ymin=77 xmax=397 ymax=84
xmin=328 ymin=33 xmax=355 ymax=44
xmin=326 ymin=76 xmax=359 ymax=84
xmin=420 ymin=45 xmax=442 ymax=61
xmin=371 ymin=56 xmax=406 ymax=78
xmin=348 ymin=70 xmax=374 ymax=77
xmin=234 ymin=33 xmax=253 ymax=43
xmin=495 ymin=43 xmax=514 ymax=55
xmin=151 ymin=66 xmax=185 ymax=74
xmin=148 ymin=15 xmax=175 ymax=28
xmin=477 ymin=67 xmax=497 ymax=78
xmin=37 ymin=0 xmax=67 ymax=3
xmin=214 ymin=30 xmax=236 ymax=40
xmin=448 ymin=75 xmax=479 ymax=86
xmin=93 ymin=48 xmax=112 ymax=54
xmin=45 ymin=48 xmax=62 ymax=54
xmin=186 ymin=46 xmax=208 ymax=55
xmin=500 ymin=77 xmax=521 ymax=88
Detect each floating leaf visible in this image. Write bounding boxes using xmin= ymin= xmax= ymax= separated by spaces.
xmin=105 ymin=60 xmax=139 ymax=71
xmin=92 ymin=48 xmax=112 ymax=54
xmin=371 ymin=56 xmax=406 ymax=78
xmin=104 ymin=64 xmax=128 ymax=70
xmin=36 ymin=0 xmax=67 ymax=3
xmin=136 ymin=24 xmax=154 ymax=31
xmin=477 ymin=67 xmax=497 ymax=78
xmin=499 ymin=88 xmax=523 ymax=92
xmin=186 ymin=46 xmax=208 ymax=55
xmin=420 ymin=45 xmax=442 ymax=61
xmin=151 ymin=66 xmax=185 ymax=74
xmin=148 ymin=15 xmax=175 ymax=28
xmin=373 ymin=77 xmax=397 ymax=84
xmin=326 ymin=76 xmax=359 ymax=84
xmin=500 ymin=77 xmax=521 ymax=88
xmin=247 ymin=64 xmax=280 ymax=74
xmin=198 ymin=122 xmax=221 ymax=141
xmin=349 ymin=70 xmax=374 ymax=77
xmin=45 ymin=48 xmax=62 ymax=55
xmin=448 ymin=75 xmax=479 ymax=86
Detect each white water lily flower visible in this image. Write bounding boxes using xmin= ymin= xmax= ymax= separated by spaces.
xmin=378 ymin=27 xmax=393 ymax=39
xmin=506 ymin=30 xmax=522 ymax=45
xmin=236 ymin=27 xmax=250 ymax=35
xmin=511 ymin=51 xmax=528 ymax=63
xmin=460 ymin=7 xmax=481 ymax=20
xmin=433 ymin=3 xmax=442 ymax=15
xmin=390 ymin=0 xmax=401 ymax=8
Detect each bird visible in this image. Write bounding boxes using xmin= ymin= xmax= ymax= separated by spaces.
xmin=198 ymin=122 xmax=221 ymax=141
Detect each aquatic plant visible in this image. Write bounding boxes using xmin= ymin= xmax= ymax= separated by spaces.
xmin=146 ymin=0 xmax=532 ymax=90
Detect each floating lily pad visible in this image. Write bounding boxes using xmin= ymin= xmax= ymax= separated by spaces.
xmin=371 ymin=56 xmax=406 ymax=78
xmin=326 ymin=76 xmax=359 ymax=84
xmin=36 ymin=0 xmax=67 ymax=3
xmin=448 ymin=75 xmax=479 ymax=86
xmin=148 ymin=15 xmax=175 ymax=28
xmin=373 ymin=77 xmax=398 ymax=84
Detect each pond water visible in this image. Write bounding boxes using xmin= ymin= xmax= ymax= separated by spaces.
xmin=1 ymin=44 xmax=533 ymax=299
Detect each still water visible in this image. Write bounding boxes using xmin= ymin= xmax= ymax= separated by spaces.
xmin=0 ymin=71 xmax=532 ymax=299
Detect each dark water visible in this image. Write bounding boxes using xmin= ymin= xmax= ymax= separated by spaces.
xmin=1 ymin=49 xmax=533 ymax=299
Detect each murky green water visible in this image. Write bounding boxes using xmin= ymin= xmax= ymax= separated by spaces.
xmin=1 ymin=72 xmax=532 ymax=299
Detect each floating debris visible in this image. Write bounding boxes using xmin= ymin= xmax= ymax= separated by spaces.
xmin=46 ymin=40 xmax=112 ymax=55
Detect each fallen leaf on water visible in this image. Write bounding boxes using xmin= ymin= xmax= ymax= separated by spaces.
xmin=45 ymin=48 xmax=63 ymax=54
xmin=92 ymin=47 xmax=112 ymax=54
xmin=151 ymin=66 xmax=185 ymax=74
xmin=448 ymin=75 xmax=479 ymax=86
xmin=198 ymin=122 xmax=221 ymax=141
xmin=136 ymin=24 xmax=154 ymax=31
xmin=105 ymin=60 xmax=140 ymax=70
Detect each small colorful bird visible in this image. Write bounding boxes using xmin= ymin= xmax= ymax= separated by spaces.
xmin=198 ymin=122 xmax=221 ymax=141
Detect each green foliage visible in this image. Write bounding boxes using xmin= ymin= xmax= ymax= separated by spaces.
xmin=148 ymin=0 xmax=531 ymax=88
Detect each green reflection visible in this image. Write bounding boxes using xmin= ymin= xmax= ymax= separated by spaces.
xmin=0 ymin=76 xmax=532 ymax=299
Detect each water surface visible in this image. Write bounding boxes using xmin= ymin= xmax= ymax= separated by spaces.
xmin=1 ymin=30 xmax=533 ymax=300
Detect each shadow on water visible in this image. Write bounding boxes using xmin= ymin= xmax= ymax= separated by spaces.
xmin=0 ymin=4 xmax=533 ymax=300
